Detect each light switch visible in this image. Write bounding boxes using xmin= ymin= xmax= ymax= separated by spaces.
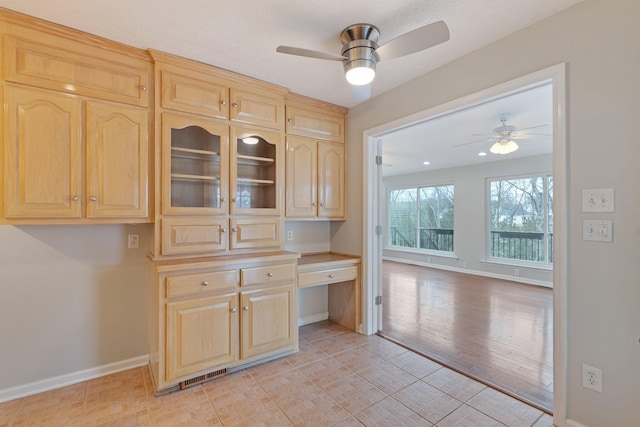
xmin=583 ymin=220 xmax=612 ymax=242
xmin=582 ymin=188 xmax=614 ymax=212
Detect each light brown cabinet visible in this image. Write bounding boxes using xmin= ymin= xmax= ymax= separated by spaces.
xmin=285 ymin=136 xmax=345 ymax=219
xmin=1 ymin=21 xmax=151 ymax=223
xmin=3 ymin=85 xmax=149 ymax=222
xmin=150 ymin=253 xmax=298 ymax=392
xmin=285 ymin=103 xmax=345 ymax=142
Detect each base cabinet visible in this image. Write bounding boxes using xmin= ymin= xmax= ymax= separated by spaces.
xmin=150 ymin=253 xmax=299 ymax=392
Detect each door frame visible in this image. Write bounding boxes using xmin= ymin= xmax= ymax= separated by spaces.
xmin=362 ymin=63 xmax=567 ymax=424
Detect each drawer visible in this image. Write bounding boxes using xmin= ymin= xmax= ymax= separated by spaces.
xmin=166 ymin=270 xmax=238 ymax=298
xmin=241 ymin=263 xmax=295 ymax=287
xmin=298 ymin=266 xmax=358 ymax=288
xmin=162 ymin=217 xmax=227 ymax=256
xmin=4 ymin=34 xmax=149 ymax=107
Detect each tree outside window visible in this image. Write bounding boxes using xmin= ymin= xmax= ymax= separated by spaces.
xmin=489 ymin=175 xmax=553 ymax=264
xmin=388 ymin=185 xmax=454 ymax=252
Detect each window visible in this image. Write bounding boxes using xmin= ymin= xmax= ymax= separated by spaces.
xmin=488 ymin=175 xmax=553 ymax=264
xmin=388 ymin=184 xmax=454 ymax=253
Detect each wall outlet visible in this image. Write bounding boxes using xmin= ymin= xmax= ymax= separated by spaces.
xmin=514 ymin=268 xmax=520 ymax=276
xmin=427 ymin=256 xmax=432 ymax=263
xmin=582 ymin=363 xmax=603 ymax=392
xmin=127 ymin=234 xmax=139 ymax=249
xmin=287 ymin=230 xmax=293 ymax=241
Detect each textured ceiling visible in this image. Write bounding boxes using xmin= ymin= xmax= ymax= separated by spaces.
xmin=0 ymin=0 xmax=582 ymax=108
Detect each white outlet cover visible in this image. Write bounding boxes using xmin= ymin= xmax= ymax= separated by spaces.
xmin=582 ymin=188 xmax=614 ymax=212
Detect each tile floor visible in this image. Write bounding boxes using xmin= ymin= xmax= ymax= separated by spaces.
xmin=0 ymin=321 xmax=554 ymax=426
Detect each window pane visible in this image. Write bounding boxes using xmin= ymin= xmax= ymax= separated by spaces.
xmin=388 ymin=188 xmax=417 ymax=248
xmin=489 ymin=176 xmax=548 ymax=262
xmin=419 ymin=185 xmax=454 ymax=252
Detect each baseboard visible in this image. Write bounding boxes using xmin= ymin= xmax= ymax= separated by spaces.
xmin=0 ymin=354 xmax=149 ymax=403
xmin=383 ymin=256 xmax=552 ymax=288
xmin=565 ymin=419 xmax=588 ymax=427
xmin=298 ymin=312 xmax=329 ymax=326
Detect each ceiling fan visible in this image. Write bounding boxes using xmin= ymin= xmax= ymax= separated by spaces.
xmin=456 ymin=113 xmax=550 ymax=155
xmin=276 ymin=20 xmax=450 ymax=90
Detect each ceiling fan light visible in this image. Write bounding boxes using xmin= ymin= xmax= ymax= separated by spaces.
xmin=344 ymin=59 xmax=376 ymax=86
xmin=490 ymin=139 xmax=519 ymax=155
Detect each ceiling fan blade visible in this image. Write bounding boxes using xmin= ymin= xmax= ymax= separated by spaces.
xmin=516 ymin=124 xmax=549 ymax=132
xmin=352 ymin=84 xmax=371 ymax=102
xmin=453 ymin=138 xmax=488 ymax=148
xmin=276 ymin=46 xmax=346 ymax=62
xmin=375 ymin=20 xmax=450 ymax=61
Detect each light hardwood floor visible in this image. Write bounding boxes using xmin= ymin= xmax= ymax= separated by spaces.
xmin=380 ymin=260 xmax=553 ymax=413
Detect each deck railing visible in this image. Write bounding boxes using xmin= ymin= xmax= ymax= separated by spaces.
xmin=389 ymin=227 xmax=454 ymax=252
xmin=489 ymin=230 xmax=553 ymax=263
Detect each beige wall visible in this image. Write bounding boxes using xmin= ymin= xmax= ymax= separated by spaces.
xmin=0 ymin=224 xmax=152 ymax=390
xmin=332 ymin=0 xmax=640 ymax=425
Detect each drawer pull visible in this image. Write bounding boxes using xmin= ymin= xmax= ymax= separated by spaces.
xmin=202 ymin=281 xmax=209 ymax=286
xmin=328 ymin=274 xmax=334 ymax=279
xmin=243 ymin=306 xmax=249 ymax=311
xmin=267 ymin=272 xmax=273 ymax=277
xmin=230 ymin=307 xmax=237 ymax=313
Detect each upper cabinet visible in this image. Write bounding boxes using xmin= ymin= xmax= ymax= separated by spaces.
xmin=284 ymin=95 xmax=347 ymax=220
xmin=1 ymin=17 xmax=151 ymax=224
xmin=151 ymin=52 xmax=288 ymax=258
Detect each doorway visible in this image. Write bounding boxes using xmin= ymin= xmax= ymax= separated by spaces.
xmin=361 ymin=64 xmax=567 ymax=423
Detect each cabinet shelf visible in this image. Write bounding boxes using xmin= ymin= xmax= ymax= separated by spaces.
xmin=237 ymin=177 xmax=275 ymax=186
xmin=237 ymin=154 xmax=275 ymax=166
xmin=172 ymin=146 xmax=220 ymax=156
xmin=171 ymin=147 xmax=220 ymax=162
xmin=171 ymin=173 xmax=218 ymax=182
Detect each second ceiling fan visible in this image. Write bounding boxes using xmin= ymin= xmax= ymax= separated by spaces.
xmin=276 ymin=20 xmax=450 ymax=89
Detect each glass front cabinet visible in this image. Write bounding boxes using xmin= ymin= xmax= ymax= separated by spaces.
xmin=160 ymin=113 xmax=283 ymax=256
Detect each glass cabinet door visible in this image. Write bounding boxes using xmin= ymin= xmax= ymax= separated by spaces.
xmin=230 ymin=126 xmax=282 ymax=215
xmin=162 ymin=114 xmax=229 ymax=215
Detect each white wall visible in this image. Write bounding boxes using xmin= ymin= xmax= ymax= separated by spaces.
xmin=0 ymin=224 xmax=152 ymax=392
xmin=382 ymin=154 xmax=553 ymax=285
xmin=331 ymin=0 xmax=640 ymax=425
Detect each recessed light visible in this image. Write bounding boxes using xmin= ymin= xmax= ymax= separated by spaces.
xmin=478 ymin=151 xmax=487 ymax=156
xmin=423 ymin=161 xmax=430 ymax=165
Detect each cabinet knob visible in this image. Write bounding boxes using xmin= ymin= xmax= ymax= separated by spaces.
xmin=221 ymin=197 xmax=226 ymax=202
xmin=221 ymin=100 xmax=227 ymax=105
xmin=140 ymin=85 xmax=147 ymax=91
xmin=267 ymin=272 xmax=273 ymax=277
xmin=232 ymin=228 xmax=238 ymax=233
xmin=243 ymin=306 xmax=249 ymax=311
xmin=319 ymin=203 xmax=324 ymax=207
xmin=89 ymin=196 xmax=97 ymax=202
xmin=312 ymin=202 xmax=316 ymax=207
xmin=232 ymin=102 xmax=238 ymax=108
xmin=230 ymin=307 xmax=237 ymax=313
xmin=70 ymin=195 xmax=79 ymax=201
xmin=287 ymin=118 xmax=292 ymax=123
xmin=202 ymin=281 xmax=209 ymax=286
xmin=221 ymin=228 xmax=226 ymax=233
xmin=328 ymin=274 xmax=334 ymax=279
xmin=232 ymin=198 xmax=237 ymax=203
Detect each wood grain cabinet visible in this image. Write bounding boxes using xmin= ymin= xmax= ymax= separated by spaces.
xmin=3 ymin=85 xmax=149 ymax=221
xmin=284 ymin=96 xmax=347 ymax=220
xmin=286 ymin=136 xmax=345 ymax=219
xmin=151 ymin=254 xmax=298 ymax=391
xmin=1 ymin=22 xmax=151 ymax=223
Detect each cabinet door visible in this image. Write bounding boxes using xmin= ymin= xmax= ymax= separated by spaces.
xmin=4 ymin=85 xmax=82 ymax=219
xmin=230 ymin=126 xmax=283 ymax=216
xmin=160 ymin=67 xmax=229 ymax=120
xmin=318 ymin=142 xmax=345 ymax=219
xmin=241 ymin=285 xmax=295 ymax=359
xmin=162 ymin=217 xmax=228 ymax=256
xmin=86 ymin=101 xmax=149 ymax=219
xmin=166 ymin=293 xmax=239 ymax=381
xmin=285 ymin=137 xmax=317 ymax=218
xmin=230 ymin=217 xmax=282 ymax=251
xmin=285 ymin=105 xmax=344 ymax=142
xmin=230 ymin=88 xmax=284 ymax=130
xmin=162 ymin=113 xmax=229 ymax=215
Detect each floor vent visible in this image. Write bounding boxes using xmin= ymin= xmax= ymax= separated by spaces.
xmin=179 ymin=368 xmax=228 ymax=389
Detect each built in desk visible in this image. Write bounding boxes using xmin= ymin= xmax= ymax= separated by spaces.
xmin=297 ymin=252 xmax=361 ymax=332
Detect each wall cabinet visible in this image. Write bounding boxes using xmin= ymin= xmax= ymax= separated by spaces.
xmin=1 ymin=22 xmax=151 ymax=223
xmin=3 ymin=85 xmax=149 ymax=221
xmin=151 ymin=253 xmax=298 ymax=391
xmin=285 ymin=136 xmax=345 ymax=219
